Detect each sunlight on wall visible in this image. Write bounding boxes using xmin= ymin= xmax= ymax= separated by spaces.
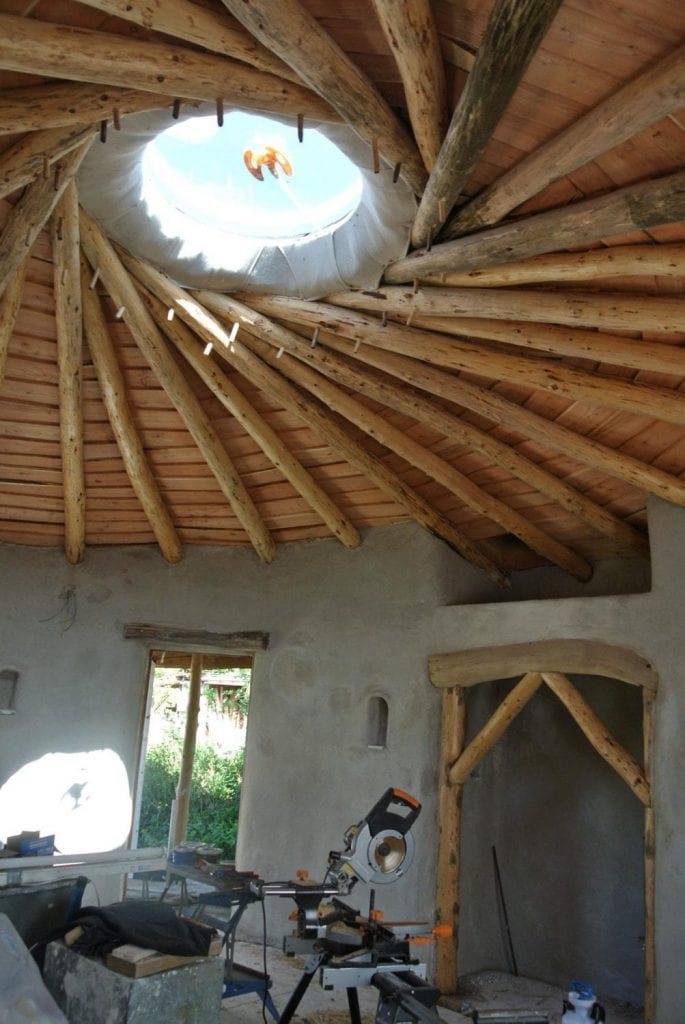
xmin=0 ymin=750 xmax=132 ymax=854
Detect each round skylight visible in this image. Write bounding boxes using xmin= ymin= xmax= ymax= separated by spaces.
xmin=141 ymin=112 xmax=364 ymax=242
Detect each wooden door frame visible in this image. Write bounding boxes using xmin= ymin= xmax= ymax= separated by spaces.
xmin=428 ymin=639 xmax=657 ymax=1023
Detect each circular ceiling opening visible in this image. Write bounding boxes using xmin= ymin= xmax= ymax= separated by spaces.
xmin=141 ymin=111 xmax=364 ymax=243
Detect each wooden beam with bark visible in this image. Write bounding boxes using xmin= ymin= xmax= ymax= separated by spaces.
xmin=0 ymin=15 xmax=339 ymax=124
xmin=242 ymin=296 xmax=685 ymax=508
xmin=643 ymin=688 xmax=656 ymax=1024
xmin=255 ymin=314 xmax=647 ymax=555
xmin=0 ymin=256 xmax=27 ymax=389
xmin=219 ymin=0 xmax=426 ymax=192
xmin=80 ymin=260 xmax=183 ymax=563
xmin=325 ymin=289 xmax=685 ymax=426
xmin=370 ymin=0 xmax=448 ymax=172
xmin=0 ymin=125 xmax=96 ymax=201
xmin=121 ymin=262 xmax=509 ymax=585
xmin=429 ymin=640 xmax=658 ymax=690
xmin=0 ymin=139 xmax=93 ymax=297
xmin=124 ymin=624 xmax=269 ymax=650
xmin=411 ymin=0 xmax=563 ymax=247
xmin=74 ymin=0 xmax=302 ymax=83
xmin=447 ymin=672 xmax=544 ymax=785
xmin=387 ymin=169 xmax=685 ymax=281
xmin=0 ymin=84 xmax=185 ymax=135
xmin=542 ymin=671 xmax=651 ymax=805
xmin=448 ymin=44 xmax=685 ymax=236
xmin=78 ymin=209 xmax=276 ymax=563
xmin=53 ymin=182 xmax=85 ymax=565
xmin=197 ymin=293 xmax=592 ymax=579
xmin=435 ymin=686 xmax=465 ymax=993
xmin=133 ymin=280 xmax=361 ymax=551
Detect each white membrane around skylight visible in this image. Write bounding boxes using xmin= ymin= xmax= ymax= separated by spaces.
xmin=77 ymin=105 xmax=417 ymax=298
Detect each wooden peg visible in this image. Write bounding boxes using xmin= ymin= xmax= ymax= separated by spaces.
xmin=381 ymin=311 xmax=387 ymax=327
xmin=167 ymin=308 xmax=175 ymax=321
xmin=228 ymin=322 xmax=239 ymax=344
xmin=100 ymin=120 xmax=108 ymax=143
xmin=42 ymin=155 xmax=50 ymax=179
xmin=406 ymin=301 xmax=416 ymax=328
xmin=56 ymin=217 xmax=64 ymax=242
xmin=216 ymin=98 xmax=224 ymax=127
xmin=412 ymin=279 xmax=419 ymax=295
xmin=203 ymin=341 xmax=213 ymax=355
xmin=310 ymin=328 xmax=319 ymax=348
xmin=89 ymin=267 xmax=101 ymax=290
xmin=426 ymin=231 xmax=432 ymax=252
xmin=438 ymin=197 xmax=447 ymax=222
xmin=371 ymin=138 xmax=380 ymax=174
xmin=53 ymin=163 xmax=62 ymax=191
xmin=172 ymin=99 xmax=181 ymax=120
xmin=113 ymin=107 xmax=121 ymax=131
xmin=276 ymin=347 xmax=284 ymax=359
xmin=297 ymin=113 xmax=304 ymax=142
xmin=115 ymin=306 xmax=126 ymax=320
xmin=392 ymin=162 xmax=402 ymax=184
xmin=353 ymin=338 xmax=361 ymax=353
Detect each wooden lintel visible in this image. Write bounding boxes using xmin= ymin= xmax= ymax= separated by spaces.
xmin=429 ymin=640 xmax=658 ymax=691
xmin=124 ymin=624 xmax=269 ymax=651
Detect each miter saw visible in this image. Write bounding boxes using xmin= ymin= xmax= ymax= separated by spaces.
xmin=254 ymin=788 xmax=449 ymax=1024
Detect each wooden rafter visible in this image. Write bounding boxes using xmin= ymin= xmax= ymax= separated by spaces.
xmin=370 ymin=0 xmax=448 ymax=172
xmin=131 ymin=276 xmax=361 ymax=551
xmin=411 ymin=0 xmax=564 ymax=247
xmin=0 ymin=14 xmax=338 ymax=124
xmin=448 ymin=43 xmax=685 ymax=237
xmin=0 ymin=125 xmax=96 ymax=201
xmin=0 ymin=256 xmax=27 ymax=388
xmin=219 ymin=0 xmax=426 ymax=192
xmin=80 ymin=259 xmax=183 ymax=564
xmin=386 ymin=170 xmax=685 ymax=282
xmin=0 ymin=85 xmax=185 ymax=135
xmin=52 ymin=181 xmax=85 ymax=565
xmin=78 ymin=209 xmax=276 ymax=563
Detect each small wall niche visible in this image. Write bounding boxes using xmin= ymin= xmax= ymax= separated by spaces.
xmin=367 ymin=695 xmax=389 ymax=749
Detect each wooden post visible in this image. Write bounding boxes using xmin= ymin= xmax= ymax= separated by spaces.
xmin=435 ymin=686 xmax=465 ymax=993
xmin=173 ymin=654 xmax=203 ymax=847
xmin=643 ymin=688 xmax=656 ymax=1024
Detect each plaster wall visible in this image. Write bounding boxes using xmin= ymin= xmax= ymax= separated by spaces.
xmin=0 ymin=501 xmax=679 ymax=1018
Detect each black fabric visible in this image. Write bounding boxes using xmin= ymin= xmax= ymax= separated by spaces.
xmin=69 ymin=901 xmax=213 ymax=958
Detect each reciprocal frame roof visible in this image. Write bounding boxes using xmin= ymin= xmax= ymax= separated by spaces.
xmin=0 ymin=0 xmax=684 ymax=588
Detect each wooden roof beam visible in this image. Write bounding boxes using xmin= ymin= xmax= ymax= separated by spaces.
xmin=325 ymin=289 xmax=685 ymax=427
xmin=0 ymin=14 xmax=339 ymax=124
xmin=370 ymin=0 xmax=448 ymax=172
xmin=78 ymin=208 xmax=275 ymax=563
xmin=219 ymin=0 xmax=427 ymax=193
xmin=0 ymin=125 xmax=96 ymax=201
xmin=247 ymin=311 xmax=646 ymax=556
xmin=243 ymin=296 xmax=685 ymax=509
xmin=52 ymin=182 xmax=85 ymax=565
xmin=80 ymin=259 xmax=182 ymax=564
xmin=387 ymin=169 xmax=685 ymax=281
xmin=448 ymin=43 xmax=685 ymax=237
xmin=411 ymin=0 xmax=563 ymax=248
xmin=0 ymin=257 xmax=27 ymax=389
xmin=0 ymin=137 xmax=93 ymax=297
xmin=74 ymin=0 xmax=302 ymax=84
xmin=0 ymin=85 xmax=185 ymax=135
xmin=127 ymin=274 xmax=361 ymax=551
xmin=195 ymin=293 xmax=593 ymax=580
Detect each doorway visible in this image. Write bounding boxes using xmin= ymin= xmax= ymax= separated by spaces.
xmin=132 ymin=650 xmax=253 ymax=860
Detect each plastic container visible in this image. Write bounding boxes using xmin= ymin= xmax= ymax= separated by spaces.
xmin=561 ymin=980 xmax=606 ymax=1023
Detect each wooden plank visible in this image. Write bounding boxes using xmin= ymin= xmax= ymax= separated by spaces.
xmin=123 ymin=624 xmax=269 ymax=651
xmin=386 ymin=170 xmax=685 ymax=281
xmin=542 ymin=670 xmax=650 ymax=805
xmin=0 ymin=255 xmax=27 ymax=387
xmin=429 ymin=640 xmax=658 ymax=690
xmin=435 ymin=686 xmax=465 ymax=994
xmin=411 ymin=0 xmax=564 ymax=246
xmin=447 ymin=672 xmax=544 ymax=785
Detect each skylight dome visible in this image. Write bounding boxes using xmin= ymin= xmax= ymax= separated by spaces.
xmin=142 ymin=112 xmax=364 ymax=242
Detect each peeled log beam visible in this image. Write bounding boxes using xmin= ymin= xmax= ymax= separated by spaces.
xmin=0 ymin=256 xmax=27 ymax=388
xmin=387 ymin=170 xmax=685 ymax=281
xmin=542 ymin=671 xmax=651 ymax=806
xmin=435 ymin=686 xmax=465 ymax=993
xmin=0 ymin=125 xmax=96 ymax=201
xmin=259 ymin=314 xmax=646 ymax=555
xmin=429 ymin=640 xmax=658 ymax=690
xmin=0 ymin=85 xmax=186 ymax=135
xmin=447 ymin=672 xmax=544 ymax=785
xmin=0 ymin=15 xmax=339 ymax=124
xmin=371 ymin=284 xmax=685 ymax=335
xmin=325 ymin=289 xmax=685 ymax=426
xmin=81 ymin=260 xmax=182 ymax=564
xmin=74 ymin=0 xmax=301 ymax=83
xmin=79 ymin=209 xmax=275 ymax=563
xmin=133 ymin=281 xmax=361 ymax=551
xmin=405 ymin=316 xmax=685 ymax=379
xmin=370 ymin=0 xmax=448 ymax=171
xmin=423 ymin=245 xmax=685 ymax=287
xmin=199 ymin=294 xmax=591 ymax=579
xmin=411 ymin=0 xmax=563 ymax=247
xmin=0 ymin=138 xmax=93 ymax=298
xmin=123 ymin=624 xmax=268 ymax=650
xmin=448 ymin=44 xmax=685 ymax=236
xmin=219 ymin=0 xmax=426 ymax=193
xmin=244 ymin=296 xmax=685 ymax=508
xmin=53 ymin=182 xmax=85 ymax=565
